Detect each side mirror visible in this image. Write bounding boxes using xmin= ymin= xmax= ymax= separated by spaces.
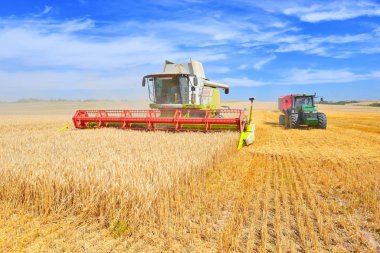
xmin=193 ymin=77 xmax=198 ymax=86
xmin=191 ymin=93 xmax=196 ymax=104
xmin=142 ymin=78 xmax=145 ymax=87
xmin=225 ymin=88 xmax=229 ymax=94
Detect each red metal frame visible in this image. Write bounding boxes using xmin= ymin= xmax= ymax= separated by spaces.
xmin=278 ymin=95 xmax=293 ymax=113
xmin=73 ymin=109 xmax=245 ymax=132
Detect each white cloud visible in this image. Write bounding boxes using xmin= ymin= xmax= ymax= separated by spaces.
xmin=237 ymin=64 xmax=248 ymax=70
xmin=207 ymin=66 xmax=230 ymax=74
xmin=368 ymin=70 xmax=380 ymax=79
xmin=361 ymin=47 xmax=380 ymax=54
xmin=220 ymin=68 xmax=380 ymax=88
xmin=275 ymin=42 xmax=329 ymax=56
xmin=0 ymin=70 xmax=150 ymax=101
xmin=33 ymin=5 xmax=53 ymax=17
xmin=0 ymin=22 xmax=227 ymax=71
xmin=281 ymin=69 xmax=358 ymax=84
xmin=221 ymin=68 xmax=380 ymax=88
xmin=279 ymin=68 xmax=380 ymax=85
xmin=57 ymin=18 xmax=95 ymax=33
xmin=222 ymin=69 xmax=380 ymax=87
xmin=273 ymin=32 xmax=376 ymax=58
xmin=0 ymin=9 xmax=233 ymax=100
xmin=310 ymin=34 xmax=372 ymax=44
xmin=0 ymin=18 xmax=95 ymax=33
xmin=114 ymin=19 xmax=248 ymax=44
xmin=254 ymin=0 xmax=380 ymax=23
xmin=295 ymin=6 xmax=380 ymax=23
xmin=0 ymin=70 xmax=143 ymax=90
xmin=0 ymin=17 xmax=231 ymax=100
xmin=104 ymin=17 xmax=301 ymax=49
xmin=269 ymin=22 xmax=288 ymax=28
xmin=253 ymin=55 xmax=277 ymax=70
xmin=0 ymin=28 xmax=173 ymax=70
xmin=222 ymin=77 xmax=268 ymax=87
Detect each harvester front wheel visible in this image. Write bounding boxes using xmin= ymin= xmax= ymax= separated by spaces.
xmin=290 ymin=114 xmax=300 ymax=129
xmin=317 ymin=113 xmax=327 ymax=129
xmin=279 ymin=115 xmax=285 ymax=126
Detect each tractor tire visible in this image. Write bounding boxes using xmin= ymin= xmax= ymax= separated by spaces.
xmin=317 ymin=113 xmax=327 ymax=129
xmin=290 ymin=114 xmax=300 ymax=129
xmin=279 ymin=115 xmax=285 ymax=126
xmin=285 ymin=115 xmax=291 ymax=129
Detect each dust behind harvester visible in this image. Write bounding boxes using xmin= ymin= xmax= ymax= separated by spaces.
xmin=72 ymin=59 xmax=255 ymax=148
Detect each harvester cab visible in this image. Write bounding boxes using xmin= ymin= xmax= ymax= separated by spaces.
xmin=278 ymin=94 xmax=327 ymax=129
xmin=142 ymin=59 xmax=229 ymax=110
xmin=72 ymin=58 xmax=256 ymax=149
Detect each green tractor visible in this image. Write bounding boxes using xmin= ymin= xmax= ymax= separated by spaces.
xmin=278 ymin=94 xmax=327 ymax=129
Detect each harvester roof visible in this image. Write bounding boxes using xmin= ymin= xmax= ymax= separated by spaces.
xmin=162 ymin=59 xmax=206 ymax=78
xmin=143 ymin=73 xmax=194 ymax=78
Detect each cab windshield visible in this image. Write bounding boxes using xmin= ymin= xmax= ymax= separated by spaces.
xmin=148 ymin=76 xmax=189 ymax=104
xmin=294 ymin=96 xmax=313 ymax=110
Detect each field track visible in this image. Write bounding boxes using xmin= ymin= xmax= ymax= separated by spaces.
xmin=0 ymin=102 xmax=379 ymax=252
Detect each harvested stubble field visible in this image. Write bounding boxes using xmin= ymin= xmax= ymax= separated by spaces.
xmin=0 ymin=101 xmax=379 ymax=252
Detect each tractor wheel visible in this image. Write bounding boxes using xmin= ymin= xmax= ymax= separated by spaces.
xmin=285 ymin=115 xmax=291 ymax=129
xmin=317 ymin=113 xmax=327 ymax=129
xmin=279 ymin=115 xmax=285 ymax=125
xmin=290 ymin=114 xmax=300 ymax=129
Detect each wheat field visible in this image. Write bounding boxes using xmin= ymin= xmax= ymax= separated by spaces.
xmin=0 ymin=116 xmax=237 ymax=225
xmin=0 ymin=101 xmax=379 ymax=252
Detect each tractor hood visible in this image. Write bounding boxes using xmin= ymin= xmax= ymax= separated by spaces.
xmin=302 ymin=104 xmax=317 ymax=112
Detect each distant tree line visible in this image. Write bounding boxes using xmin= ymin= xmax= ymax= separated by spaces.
xmin=317 ymin=100 xmax=359 ymax=105
xmin=369 ymin=102 xmax=380 ymax=107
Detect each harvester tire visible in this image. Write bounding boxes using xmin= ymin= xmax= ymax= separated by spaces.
xmin=279 ymin=115 xmax=285 ymax=125
xmin=290 ymin=114 xmax=300 ymax=129
xmin=317 ymin=113 xmax=327 ymax=129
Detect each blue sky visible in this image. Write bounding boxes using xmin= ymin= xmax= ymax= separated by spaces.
xmin=0 ymin=0 xmax=380 ymax=101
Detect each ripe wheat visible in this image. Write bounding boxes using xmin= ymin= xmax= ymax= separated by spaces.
xmin=0 ymin=117 xmax=237 ymax=226
xmin=0 ymin=102 xmax=379 ymax=252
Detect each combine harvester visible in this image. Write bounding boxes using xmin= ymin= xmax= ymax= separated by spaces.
xmin=73 ymin=59 xmax=255 ymax=149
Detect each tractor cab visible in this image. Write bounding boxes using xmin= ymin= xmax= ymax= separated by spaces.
xmin=293 ymin=95 xmax=316 ymax=113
